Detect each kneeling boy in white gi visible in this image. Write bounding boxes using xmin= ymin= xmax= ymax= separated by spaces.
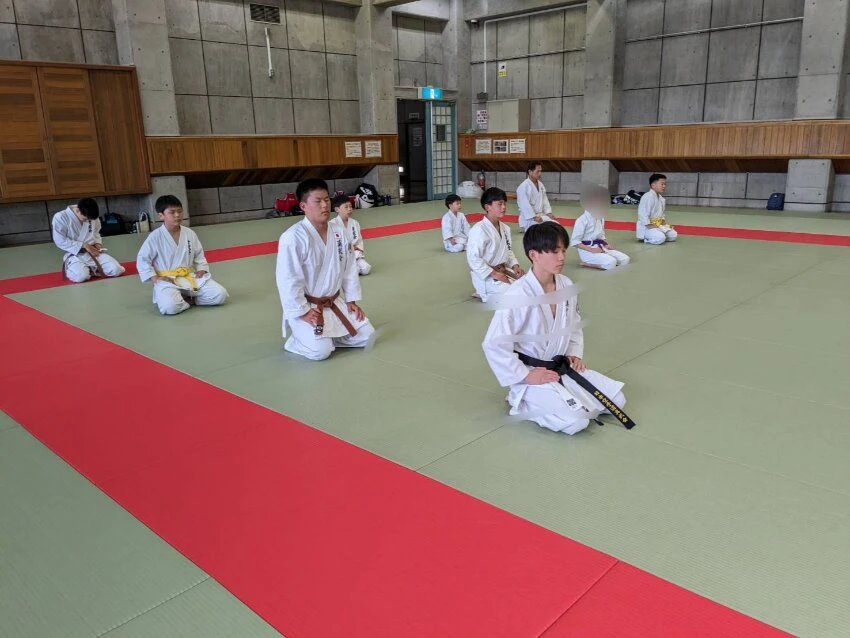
xmin=467 ymin=187 xmax=524 ymax=302
xmin=52 ymin=198 xmax=125 ymax=282
xmin=441 ymin=194 xmax=470 ymax=253
xmin=571 ymin=183 xmax=630 ymax=270
xmin=637 ymin=173 xmax=678 ymax=244
xmin=136 ymin=195 xmax=229 ymax=315
xmin=331 ymin=194 xmax=371 ymax=275
xmin=483 ymin=221 xmax=629 ymax=435
xmin=277 ymin=179 xmax=374 ymax=361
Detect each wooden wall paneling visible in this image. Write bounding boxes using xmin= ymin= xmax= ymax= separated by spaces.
xmin=38 ymin=66 xmax=105 ymax=196
xmin=0 ymin=64 xmax=54 ymax=199
xmin=89 ymin=68 xmax=150 ymax=193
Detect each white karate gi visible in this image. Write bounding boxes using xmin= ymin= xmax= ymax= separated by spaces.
xmin=482 ymin=273 xmax=626 ymax=435
xmin=333 ymin=216 xmax=371 ymax=275
xmin=277 ymin=218 xmax=374 ymax=361
xmin=441 ymin=210 xmax=470 ymax=253
xmin=637 ymin=190 xmax=678 ymax=244
xmin=467 ymin=217 xmax=520 ymax=302
xmin=517 ymin=178 xmax=555 ymax=231
xmin=52 ymin=206 xmax=125 ymax=282
xmin=136 ymin=225 xmax=229 ymax=315
xmin=570 ymin=210 xmax=630 ymax=270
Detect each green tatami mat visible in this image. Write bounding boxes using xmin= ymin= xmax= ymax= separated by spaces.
xmin=0 ymin=414 xmax=279 ymax=638
xmin=8 ymin=215 xmax=850 ymax=637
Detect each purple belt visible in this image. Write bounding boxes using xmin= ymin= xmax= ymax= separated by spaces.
xmin=581 ymin=239 xmax=608 ymax=247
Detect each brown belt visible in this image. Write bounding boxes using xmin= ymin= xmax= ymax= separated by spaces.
xmin=493 ymin=263 xmax=519 ymax=281
xmin=61 ymin=251 xmax=104 ymax=281
xmin=305 ymin=292 xmax=357 ymax=337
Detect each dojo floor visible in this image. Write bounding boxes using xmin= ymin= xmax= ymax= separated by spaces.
xmin=1 ymin=200 xmax=849 ymax=637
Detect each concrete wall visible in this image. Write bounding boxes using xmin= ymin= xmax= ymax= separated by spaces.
xmin=618 ymin=171 xmax=787 ymax=209
xmin=166 ymin=0 xmax=360 ymax=135
xmin=393 ymin=14 xmax=445 ymax=88
xmin=621 ymin=0 xmax=804 ymax=125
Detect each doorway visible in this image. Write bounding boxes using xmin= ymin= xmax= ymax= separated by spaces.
xmin=397 ymin=100 xmax=427 ymax=203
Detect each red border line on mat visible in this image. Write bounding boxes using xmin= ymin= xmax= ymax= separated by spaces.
xmin=0 ymin=296 xmax=790 ymax=638
xmin=2 ymin=214 xmax=849 ymax=296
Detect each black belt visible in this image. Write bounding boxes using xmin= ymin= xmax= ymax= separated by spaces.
xmin=515 ymin=351 xmax=636 ymax=430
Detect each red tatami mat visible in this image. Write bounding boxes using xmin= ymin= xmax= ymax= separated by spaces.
xmin=0 ymin=298 xmax=790 ymax=637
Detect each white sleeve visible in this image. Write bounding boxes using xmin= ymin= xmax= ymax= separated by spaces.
xmin=276 ymin=233 xmax=311 ymax=320
xmin=466 ymin=228 xmax=495 ymax=279
xmin=192 ymin=232 xmax=210 ymax=272
xmin=505 ymin=225 xmax=519 ymax=267
xmin=92 ymin=219 xmax=103 ymax=245
xmin=352 ymin=221 xmax=365 ymax=254
xmin=566 ymin=307 xmax=584 ymax=358
xmin=599 ymin=220 xmax=607 ymax=240
xmin=516 ymin=182 xmax=534 ymax=224
xmin=482 ymin=307 xmax=530 ymax=387
xmin=637 ymin=192 xmax=652 ymax=226
xmin=542 ymin=185 xmax=552 ymax=216
xmin=136 ymin=235 xmax=157 ymax=282
xmin=441 ymin=213 xmax=453 ymax=241
xmin=569 ymin=215 xmax=587 ymax=246
xmin=341 ymin=241 xmax=362 ymax=302
xmin=461 ymin=214 xmax=470 ymax=237
xmin=51 ymin=214 xmax=82 ymax=256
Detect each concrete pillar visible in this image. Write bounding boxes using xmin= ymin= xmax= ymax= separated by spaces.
xmin=444 ymin=0 xmax=472 ymax=181
xmin=581 ymin=160 xmax=619 ymax=198
xmin=112 ymin=0 xmax=188 ymax=221
xmin=356 ymin=0 xmax=399 ymax=198
xmin=784 ymin=159 xmax=834 ymax=213
xmin=582 ymin=0 xmax=625 ymax=129
xmin=795 ymin=0 xmax=850 ymax=120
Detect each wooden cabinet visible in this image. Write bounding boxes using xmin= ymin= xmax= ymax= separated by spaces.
xmin=0 ymin=61 xmax=150 ymax=203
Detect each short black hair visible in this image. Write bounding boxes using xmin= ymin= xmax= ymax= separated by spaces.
xmin=155 ymin=195 xmax=183 ymax=214
xmin=527 ymin=160 xmax=543 ymax=174
xmin=480 ymin=186 xmax=507 ymax=209
xmin=77 ymin=198 xmax=100 ymax=219
xmin=296 ymin=178 xmax=330 ymax=203
xmin=523 ymin=221 xmax=568 ymax=259
xmin=649 ymin=173 xmax=667 ymax=186
xmin=331 ymin=194 xmax=350 ymax=210
xmin=445 ymin=194 xmax=461 ymax=207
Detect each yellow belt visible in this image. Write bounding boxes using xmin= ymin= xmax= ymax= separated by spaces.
xmin=650 ymin=217 xmax=672 ymax=229
xmin=157 ymin=267 xmax=198 ymax=291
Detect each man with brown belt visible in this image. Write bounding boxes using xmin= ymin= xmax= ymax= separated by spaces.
xmin=276 ymin=178 xmax=374 ymax=361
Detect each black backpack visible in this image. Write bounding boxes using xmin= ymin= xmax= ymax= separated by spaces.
xmin=100 ymin=212 xmax=125 ymax=236
xmin=767 ymin=193 xmax=785 ymax=211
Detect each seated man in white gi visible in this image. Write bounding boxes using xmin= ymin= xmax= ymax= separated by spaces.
xmin=276 ymin=178 xmax=374 ymax=361
xmin=637 ymin=173 xmax=678 ymax=244
xmin=517 ymin=161 xmax=555 ymax=232
xmin=467 ymin=187 xmax=524 ymax=302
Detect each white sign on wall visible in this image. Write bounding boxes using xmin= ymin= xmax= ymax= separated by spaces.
xmin=498 ymin=62 xmax=507 ymax=77
xmin=344 ymin=141 xmax=362 ymax=158
xmin=475 ymin=138 xmax=492 ymax=154
xmin=364 ymin=140 xmax=383 ymax=158
xmin=509 ymin=138 xmax=526 ymax=154
xmin=493 ymin=139 xmax=509 ymax=154
xmin=476 ymin=109 xmax=489 ymax=126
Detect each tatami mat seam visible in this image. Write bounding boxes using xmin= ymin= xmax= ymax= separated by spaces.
xmin=535 ymin=560 xmax=620 ymax=637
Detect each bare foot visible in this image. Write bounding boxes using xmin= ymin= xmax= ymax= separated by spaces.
xmin=470 ymin=292 xmax=481 ymax=299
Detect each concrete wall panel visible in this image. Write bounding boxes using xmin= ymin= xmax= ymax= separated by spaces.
xmin=660 ymin=34 xmax=708 ymax=86
xmin=623 ymin=40 xmax=661 ymax=90
xmin=253 ymin=97 xmax=294 ymax=134
xmin=0 ymin=0 xmax=15 ymax=22
xmin=289 ymin=49 xmax=328 ymax=99
xmin=796 ymin=74 xmax=842 ymax=119
xmin=559 ymin=172 xmax=582 ymax=196
xmin=204 ymin=41 xmax=251 ymax=96
xmin=530 ymin=97 xmax=562 ymax=130
xmin=563 ymin=7 xmax=586 ymax=49
xmin=83 ymin=30 xmax=119 ymax=65
xmin=261 ymin=182 xmax=299 ymax=208
xmin=529 ymin=11 xmax=564 ymax=55
xmin=78 ymin=0 xmax=114 ymax=31
xmin=171 ymin=37 xmax=207 ymax=95
xmin=426 ymin=62 xmax=444 ymax=85
xmin=710 ymin=0 xmax=762 ymax=28
xmin=626 ymin=0 xmax=664 ymax=40
xmin=324 ymin=3 xmax=356 ymax=55
xmin=0 ymin=23 xmax=21 ymax=59
xmin=245 ymin=0 xmax=287 ymax=48
xmin=176 ymin=94 xmax=212 ymax=134
xmin=248 ymin=45 xmax=292 ymax=98
xmin=164 ymin=0 xmax=201 ymax=39
xmin=286 ymin=0 xmax=325 ymax=52
xmin=424 ymin=19 xmax=443 ymax=63
xmin=663 ymin=0 xmax=711 ymax=33
xmin=198 ymin=0 xmax=246 ymax=44
xmin=18 ymin=25 xmax=85 ymax=62
xmin=562 ymin=50 xmax=584 ymax=96
xmin=293 ymin=98 xmax=330 ymax=133
xmin=129 ymin=24 xmax=173 ymax=91
xmin=327 ymin=53 xmax=358 ymax=100
xmin=707 ymin=27 xmax=760 ymax=82
xmin=529 ymin=53 xmax=563 ymax=98
xmin=138 ymin=88 xmax=179 ymax=135
xmin=470 ymin=21 xmax=497 ymax=62
xmin=186 ymin=188 xmax=220 ymax=216
xmin=621 ymin=88 xmax=659 ymax=125
xmin=0 ymin=201 xmax=49 ymax=234
xmin=746 ymin=173 xmax=786 ymax=199
xmin=497 ymin=17 xmax=529 ymax=58
xmin=329 ymin=100 xmax=360 ymax=133
xmin=561 ymin=95 xmax=583 ymax=128
xmin=497 ymin=57 xmax=528 ymax=99
xmin=798 ymin=2 xmax=845 ymax=76
xmin=398 ymin=60 xmax=427 ymax=87
xmin=396 ymin=16 xmax=426 ymax=62
xmin=209 ymin=95 xmax=255 ymax=133
xmin=754 ymin=77 xmax=797 ymax=120
xmin=12 ymin=0 xmax=78 ymax=28
xmin=659 ymin=84 xmax=705 ymax=123
xmin=219 ymin=185 xmax=262 ymax=212
xmin=758 ymin=22 xmax=802 ymax=79
xmin=763 ymin=0 xmax=804 ymax=21
xmin=697 ymin=173 xmax=747 ymax=198
xmin=703 ymin=80 xmax=755 ymax=121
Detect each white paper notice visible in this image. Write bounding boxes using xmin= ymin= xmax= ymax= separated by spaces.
xmin=365 ymin=140 xmax=383 ymax=158
xmin=509 ymin=138 xmax=526 ymax=154
xmin=344 ymin=141 xmax=362 ymax=158
xmin=475 ymin=139 xmax=492 ymax=154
